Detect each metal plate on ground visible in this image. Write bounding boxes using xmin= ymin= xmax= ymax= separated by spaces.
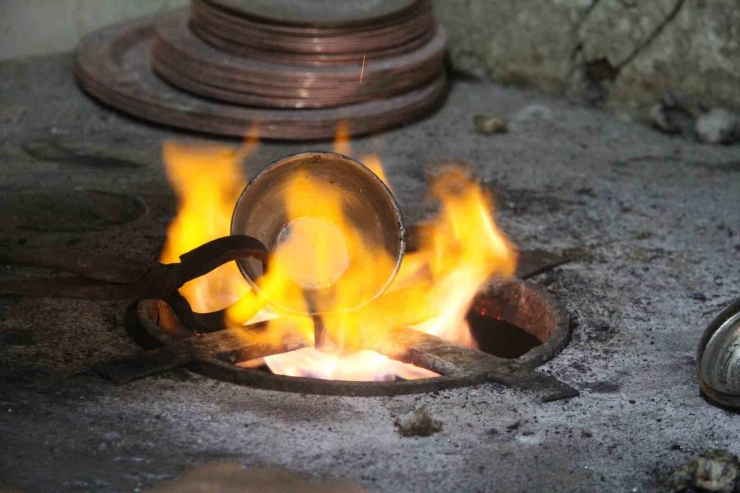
xmin=74 ymin=17 xmax=448 ymax=140
xmin=100 ymin=276 xmax=577 ymax=401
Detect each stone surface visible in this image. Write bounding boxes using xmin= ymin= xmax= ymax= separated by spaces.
xmin=696 ymin=109 xmax=740 ymax=144
xmin=434 ymin=0 xmax=740 ymax=123
xmin=0 ymin=189 xmax=147 ymax=232
xmin=609 ymin=1 xmax=740 ymax=118
xmin=1 ymin=53 xmax=740 ymax=493
xmin=436 ymin=0 xmax=589 ymax=92
xmin=0 ymin=0 xmax=188 ymax=61
xmin=578 ymin=0 xmax=682 ymax=68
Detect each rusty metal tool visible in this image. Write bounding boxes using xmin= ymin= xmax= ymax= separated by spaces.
xmin=0 ymin=235 xmax=269 ymax=333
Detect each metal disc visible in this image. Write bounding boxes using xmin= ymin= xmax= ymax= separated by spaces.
xmin=190 ymin=15 xmax=432 ymax=56
xmin=151 ymin=52 xmax=442 ymax=108
xmin=74 ymin=17 xmax=448 ymax=140
xmin=151 ymin=39 xmax=443 ymax=93
xmin=191 ymin=21 xmax=435 ymax=66
xmin=192 ymin=0 xmax=431 ymax=37
xmin=150 ymin=11 xmax=446 ymax=108
xmin=154 ymin=11 xmax=447 ymax=83
xmin=190 ymin=0 xmax=433 ymax=56
xmin=205 ymin=0 xmax=423 ymax=28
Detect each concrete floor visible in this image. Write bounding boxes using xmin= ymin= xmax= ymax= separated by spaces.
xmin=1 ymin=53 xmax=739 ymax=493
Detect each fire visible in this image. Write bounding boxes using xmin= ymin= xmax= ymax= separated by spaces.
xmin=161 ymin=133 xmax=517 ymax=381
xmin=359 ymin=153 xmax=393 ymax=193
xmin=160 ymin=142 xmax=250 ymax=312
xmin=404 ymin=167 xmax=517 ymax=346
xmin=239 ymin=347 xmax=438 ymax=381
xmin=333 ymin=121 xmax=351 ymax=157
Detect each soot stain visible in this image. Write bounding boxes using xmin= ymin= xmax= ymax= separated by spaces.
xmin=0 ymin=189 xmax=147 ymax=232
xmin=23 ymin=138 xmax=144 ymax=169
xmin=1 ymin=329 xmax=36 ymax=347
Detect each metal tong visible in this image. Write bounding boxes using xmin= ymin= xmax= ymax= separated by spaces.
xmin=0 ymin=235 xmax=269 ymax=334
xmin=0 ymin=238 xmax=569 ymax=337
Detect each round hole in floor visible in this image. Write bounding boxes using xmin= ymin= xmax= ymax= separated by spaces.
xmin=467 ymin=305 xmax=542 ymax=359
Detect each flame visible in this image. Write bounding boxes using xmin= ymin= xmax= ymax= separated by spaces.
xmin=333 ymin=121 xmax=351 ymax=157
xmin=160 ymin=141 xmax=252 ymax=312
xmin=359 ymin=153 xmax=394 ymax=193
xmin=404 ymin=167 xmax=517 ymax=346
xmin=244 ymin=347 xmax=438 ymax=381
xmin=161 ymin=133 xmax=517 ymax=381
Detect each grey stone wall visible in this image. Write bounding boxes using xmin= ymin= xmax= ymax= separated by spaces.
xmin=435 ymin=0 xmax=740 ymax=122
xmin=0 ymin=0 xmax=187 ymax=61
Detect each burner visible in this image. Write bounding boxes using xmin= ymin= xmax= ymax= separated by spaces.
xmin=0 ymin=221 xmax=577 ymax=401
xmin=74 ymin=18 xmax=447 ymax=139
xmin=100 ymin=257 xmax=577 ymax=401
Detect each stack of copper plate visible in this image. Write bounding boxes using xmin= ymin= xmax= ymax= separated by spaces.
xmin=75 ymin=0 xmax=448 ymax=140
xmin=189 ymin=0 xmax=434 ymax=64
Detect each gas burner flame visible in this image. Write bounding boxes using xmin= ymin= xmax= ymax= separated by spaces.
xmin=161 ymin=126 xmax=517 ymax=381
xmin=240 ymin=347 xmax=438 ymax=381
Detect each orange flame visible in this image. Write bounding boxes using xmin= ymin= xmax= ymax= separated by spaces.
xmin=404 ymin=167 xmax=517 ymax=346
xmin=261 ymin=347 xmax=437 ymax=381
xmin=333 ymin=121 xmax=351 ymax=157
xmin=359 ymin=153 xmax=393 ymax=193
xmin=161 ymin=133 xmax=517 ymax=381
xmin=160 ymin=142 xmax=250 ymax=312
